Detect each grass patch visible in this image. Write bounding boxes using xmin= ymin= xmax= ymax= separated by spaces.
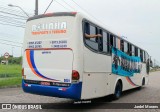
xmin=0 ymin=64 xmax=21 ymax=87
xmin=0 ymin=64 xmax=21 ymax=78
xmin=0 ymin=77 xmax=21 ymax=87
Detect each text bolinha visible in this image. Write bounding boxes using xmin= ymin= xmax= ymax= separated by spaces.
xmin=32 ymin=22 xmax=67 ymax=32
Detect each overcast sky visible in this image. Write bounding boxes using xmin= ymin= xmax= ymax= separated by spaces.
xmin=0 ymin=0 xmax=160 ymax=64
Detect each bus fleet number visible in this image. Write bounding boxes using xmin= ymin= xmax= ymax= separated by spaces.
xmin=64 ymin=79 xmax=70 ymax=83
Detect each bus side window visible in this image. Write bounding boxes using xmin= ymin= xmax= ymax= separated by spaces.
xmin=140 ymin=50 xmax=143 ymax=62
xmin=135 ymin=47 xmax=138 ymax=56
xmin=132 ymin=45 xmax=135 ymax=56
xmin=84 ymin=22 xmax=99 ymax=51
xmin=146 ymin=52 xmax=149 ymax=61
xmin=102 ymin=31 xmax=108 ymax=53
xmin=124 ymin=41 xmax=128 ymax=54
xmin=98 ymin=29 xmax=103 ymax=51
xmin=120 ymin=39 xmax=124 ymax=52
xmin=118 ymin=38 xmax=121 ymax=50
xmin=138 ymin=48 xmax=140 ymax=58
xmin=143 ymin=51 xmax=146 ymax=63
xmin=107 ymin=33 xmax=110 ymax=53
xmin=109 ymin=34 xmax=114 ymax=47
xmin=108 ymin=34 xmax=114 ymax=53
xmin=128 ymin=43 xmax=132 ymax=56
xmin=90 ymin=25 xmax=98 ymax=42
xmin=115 ymin=37 xmax=120 ymax=49
xmin=130 ymin=44 xmax=132 ymax=56
xmin=84 ymin=22 xmax=90 ymax=35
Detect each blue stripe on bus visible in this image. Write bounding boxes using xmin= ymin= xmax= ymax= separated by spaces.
xmin=22 ymin=80 xmax=82 ymax=100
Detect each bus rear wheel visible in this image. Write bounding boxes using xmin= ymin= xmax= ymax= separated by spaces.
xmin=112 ymin=81 xmax=122 ymax=100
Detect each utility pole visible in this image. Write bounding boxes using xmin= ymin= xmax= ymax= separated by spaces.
xmin=12 ymin=47 xmax=14 ymax=57
xmin=35 ymin=0 xmax=38 ymax=15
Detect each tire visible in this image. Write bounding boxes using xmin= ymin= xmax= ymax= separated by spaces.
xmin=112 ymin=81 xmax=122 ymax=100
xmin=142 ymin=78 xmax=145 ymax=86
xmin=137 ymin=78 xmax=145 ymax=90
xmin=137 ymin=86 xmax=142 ymax=90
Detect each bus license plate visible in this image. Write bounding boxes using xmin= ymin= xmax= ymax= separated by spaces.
xmin=41 ymin=82 xmax=50 ymax=86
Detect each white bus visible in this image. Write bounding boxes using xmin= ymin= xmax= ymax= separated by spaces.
xmin=22 ymin=12 xmax=150 ymax=100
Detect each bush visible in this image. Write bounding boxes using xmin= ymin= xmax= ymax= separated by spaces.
xmin=0 ymin=56 xmax=22 ymax=65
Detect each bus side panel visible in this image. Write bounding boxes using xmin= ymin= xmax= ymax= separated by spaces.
xmin=81 ymin=73 xmax=109 ymax=99
xmin=130 ymin=63 xmax=147 ymax=87
xmin=108 ymin=74 xmax=141 ymax=94
xmin=81 ymin=47 xmax=111 ymax=99
xmin=119 ymin=65 xmax=146 ymax=92
xmin=119 ymin=76 xmax=138 ymax=91
xmin=83 ymin=51 xmax=111 ymax=73
xmin=108 ymin=74 xmax=141 ymax=95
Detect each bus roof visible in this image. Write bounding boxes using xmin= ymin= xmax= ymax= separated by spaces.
xmin=27 ymin=12 xmax=77 ymax=22
xmin=26 ymin=12 xmax=149 ymax=55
